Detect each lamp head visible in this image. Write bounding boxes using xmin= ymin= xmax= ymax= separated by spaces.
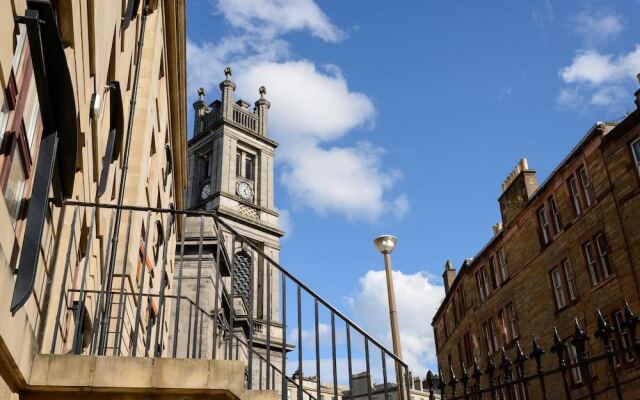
xmin=374 ymin=235 xmax=397 ymax=254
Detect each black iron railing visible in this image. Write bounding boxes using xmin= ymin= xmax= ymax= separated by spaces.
xmin=42 ymin=201 xmax=409 ymax=400
xmin=424 ymin=307 xmax=640 ymax=399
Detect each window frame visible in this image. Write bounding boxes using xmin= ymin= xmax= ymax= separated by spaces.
xmin=595 ymin=233 xmax=613 ymax=278
xmin=577 ymin=166 xmax=592 ymax=207
xmin=563 ymin=258 xmax=577 ymax=302
xmin=568 ymin=176 xmax=583 ymax=217
xmin=537 ymin=205 xmax=551 ymax=245
xmin=548 ymin=195 xmax=562 ymax=235
xmin=498 ymin=248 xmax=509 ymax=281
xmin=550 ymin=267 xmax=567 ymax=309
xmin=631 ymin=137 xmax=640 ymax=178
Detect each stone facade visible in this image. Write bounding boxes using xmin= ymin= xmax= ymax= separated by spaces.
xmin=0 ymin=0 xmax=186 ymax=398
xmin=432 ymin=87 xmax=640 ymax=398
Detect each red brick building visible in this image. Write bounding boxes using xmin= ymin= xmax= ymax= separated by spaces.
xmin=431 ymin=85 xmax=640 ymax=399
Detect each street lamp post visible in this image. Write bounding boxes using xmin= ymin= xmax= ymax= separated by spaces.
xmin=374 ymin=234 xmax=403 ymax=360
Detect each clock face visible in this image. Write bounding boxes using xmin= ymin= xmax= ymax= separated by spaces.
xmin=237 ymin=180 xmax=253 ymax=200
xmin=200 ymin=183 xmax=211 ymax=200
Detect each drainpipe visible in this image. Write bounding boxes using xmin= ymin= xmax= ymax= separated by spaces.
xmin=96 ymin=0 xmax=151 ymax=354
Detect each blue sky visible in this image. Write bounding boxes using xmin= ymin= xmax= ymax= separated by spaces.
xmin=186 ymin=0 xmax=640 ymax=374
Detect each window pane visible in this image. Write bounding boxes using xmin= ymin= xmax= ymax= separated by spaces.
xmin=563 ymin=259 xmax=577 ymax=301
xmin=0 ymin=98 xmax=9 ymax=146
xmin=595 ymin=233 xmax=613 ymax=277
xmin=578 ymin=167 xmax=592 ymax=207
xmin=498 ymin=248 xmax=509 ymax=280
xmin=551 ymin=269 xmax=566 ymax=309
xmin=236 ymin=152 xmax=241 ymax=176
xmin=508 ymin=303 xmax=518 ymax=338
xmin=538 ymin=207 xmax=550 ymax=244
xmin=584 ymin=242 xmax=599 ymax=285
xmin=4 ymin=150 xmax=26 ymax=227
xmin=632 ymin=139 xmax=640 ymax=175
xmin=569 ymin=177 xmax=582 ymax=216
xmin=568 ymin=343 xmax=583 ymax=383
xmin=245 ymin=156 xmax=254 ymax=180
xmin=549 ymin=196 xmax=561 ymax=233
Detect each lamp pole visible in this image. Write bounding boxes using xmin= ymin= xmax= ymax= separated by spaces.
xmin=374 ymin=235 xmax=405 ymax=397
xmin=374 ymin=235 xmax=403 ymax=359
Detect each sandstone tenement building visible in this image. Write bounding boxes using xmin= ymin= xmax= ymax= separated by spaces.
xmin=432 ymin=85 xmax=640 ymax=399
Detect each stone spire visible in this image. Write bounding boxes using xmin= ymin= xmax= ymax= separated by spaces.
xmin=220 ymin=66 xmax=236 ymax=120
xmin=255 ymin=86 xmax=270 ymax=136
xmin=193 ymin=87 xmax=208 ymax=134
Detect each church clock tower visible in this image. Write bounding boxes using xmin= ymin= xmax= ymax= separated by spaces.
xmin=172 ymin=68 xmax=284 ymax=381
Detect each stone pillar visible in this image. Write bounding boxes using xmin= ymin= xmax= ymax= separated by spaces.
xmin=193 ymin=87 xmax=208 ymax=135
xmin=255 ymin=86 xmax=270 ymax=136
xmin=220 ymin=67 xmax=236 ymax=120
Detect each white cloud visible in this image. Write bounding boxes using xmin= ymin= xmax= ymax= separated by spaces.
xmin=346 ymin=270 xmax=445 ymax=375
xmin=570 ymin=10 xmax=624 ymax=45
xmin=277 ymin=208 xmax=293 ymax=236
xmin=558 ymin=45 xmax=640 ymax=110
xmin=187 ymin=1 xmax=407 ymax=222
xmin=560 ymin=46 xmax=640 ymax=85
xmin=216 ymin=0 xmax=344 ymax=42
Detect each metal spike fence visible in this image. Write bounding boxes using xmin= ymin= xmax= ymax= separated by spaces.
xmin=42 ymin=201 xmax=409 ymax=400
xmin=424 ymin=307 xmax=640 ymax=400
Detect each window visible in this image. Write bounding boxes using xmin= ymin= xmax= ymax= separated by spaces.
xmin=4 ymin=151 xmax=27 ymax=226
xmin=568 ymin=176 xmax=582 ymax=216
xmin=537 ymin=206 xmax=551 ymax=245
xmin=483 ymin=318 xmax=498 ymax=354
xmin=583 ymin=233 xmax=613 ymax=286
xmin=463 ymin=331 xmax=473 ymax=366
xmin=550 ymin=268 xmax=567 ymax=309
xmin=489 ymin=255 xmax=500 ymax=289
xmin=595 ymin=233 xmax=613 ymax=278
xmin=563 ymin=259 xmax=577 ymax=302
xmin=236 ymin=149 xmax=257 ymax=181
xmin=567 ymin=341 xmax=583 ymax=385
xmin=613 ymin=310 xmax=634 ymax=365
xmin=443 ymin=313 xmax=449 ymax=339
xmin=245 ymin=155 xmax=255 ymax=180
xmin=632 ymin=138 xmax=640 ymax=176
xmin=578 ymin=166 xmax=592 ymax=207
xmin=476 ymin=267 xmax=490 ymax=301
xmin=548 ymin=195 xmax=562 ymax=234
xmin=498 ymin=248 xmax=509 ymax=281
xmin=499 ymin=303 xmax=519 ymax=343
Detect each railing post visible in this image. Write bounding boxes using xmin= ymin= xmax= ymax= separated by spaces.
xmin=623 ymin=300 xmax=640 ymax=359
xmin=499 ymin=348 xmax=512 ymax=400
xmin=514 ymin=341 xmax=529 ymax=400
xmin=448 ymin=364 xmax=458 ymax=399
xmin=550 ymin=327 xmax=572 ymax=400
xmin=472 ymin=357 xmax=482 ymax=399
xmin=426 ymin=371 xmax=435 ymax=400
xmin=460 ymin=363 xmax=470 ymax=400
xmin=571 ymin=319 xmax=595 ymax=400
xmin=529 ymin=335 xmax=547 ymax=400
xmin=485 ymin=353 xmax=497 ymax=400
xmin=595 ymin=310 xmax=623 ymax=400
xmin=437 ymin=368 xmax=447 ymax=400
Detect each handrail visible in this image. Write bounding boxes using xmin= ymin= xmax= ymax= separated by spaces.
xmin=61 ymin=200 xmax=407 ymax=368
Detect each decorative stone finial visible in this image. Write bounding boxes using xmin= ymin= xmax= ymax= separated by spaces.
xmin=259 ymin=86 xmax=267 ymax=99
xmin=197 ymin=87 xmax=205 ymax=101
xmin=224 ymin=66 xmax=232 ymax=80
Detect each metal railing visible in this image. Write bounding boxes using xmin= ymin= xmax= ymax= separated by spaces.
xmin=424 ymin=307 xmax=640 ymax=399
xmin=42 ymin=201 xmax=409 ymax=400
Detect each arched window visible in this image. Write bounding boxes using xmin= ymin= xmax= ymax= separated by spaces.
xmin=232 ymin=251 xmax=252 ymax=302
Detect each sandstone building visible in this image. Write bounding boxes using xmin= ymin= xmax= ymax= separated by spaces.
xmin=0 ymin=0 xmax=187 ymax=398
xmin=431 ymin=84 xmax=640 ymax=399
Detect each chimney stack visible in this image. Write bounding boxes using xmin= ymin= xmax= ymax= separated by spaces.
xmin=498 ymin=158 xmax=538 ymax=226
xmin=442 ymin=260 xmax=456 ymax=295
xmin=635 ymin=73 xmax=640 ymax=109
